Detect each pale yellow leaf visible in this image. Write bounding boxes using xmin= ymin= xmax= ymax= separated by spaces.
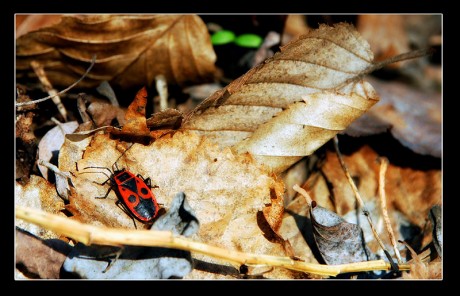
xmin=61 ymin=132 xmax=289 ymax=277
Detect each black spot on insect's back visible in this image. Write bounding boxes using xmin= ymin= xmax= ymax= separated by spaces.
xmin=140 ymin=187 xmax=149 ymax=195
xmin=128 ymin=195 xmax=137 ymax=203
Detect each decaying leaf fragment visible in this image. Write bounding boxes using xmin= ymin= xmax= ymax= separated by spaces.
xmin=16 ymin=15 xmax=216 ymax=89
xmin=183 ymin=23 xmax=380 ymax=173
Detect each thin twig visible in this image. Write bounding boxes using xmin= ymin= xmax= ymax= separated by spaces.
xmin=15 ymin=206 xmax=410 ymax=277
xmin=30 ymin=60 xmax=68 ymax=121
xmin=333 ymin=136 xmax=399 ymax=271
xmin=378 ymin=157 xmax=403 ymax=264
xmin=16 ymin=55 xmax=97 ymax=107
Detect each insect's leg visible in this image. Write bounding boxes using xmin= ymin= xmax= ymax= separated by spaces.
xmin=115 ymin=200 xmax=138 ymax=229
xmin=92 ymin=177 xmax=111 ymax=186
xmin=102 ymin=246 xmax=124 ymax=273
xmin=95 ymin=186 xmax=113 ymax=199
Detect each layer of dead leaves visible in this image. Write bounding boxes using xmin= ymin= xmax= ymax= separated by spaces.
xmin=15 ymin=15 xmax=442 ymax=280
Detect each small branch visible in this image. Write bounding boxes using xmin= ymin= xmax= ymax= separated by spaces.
xmin=378 ymin=157 xmax=403 ymax=264
xmin=16 ymin=55 xmax=97 ymax=107
xmin=30 ymin=60 xmax=68 ymax=121
xmin=333 ymin=136 xmax=399 ymax=271
xmin=15 ymin=206 xmax=410 ymax=277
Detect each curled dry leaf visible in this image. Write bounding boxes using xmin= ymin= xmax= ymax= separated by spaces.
xmin=310 ymin=203 xmax=377 ymax=265
xmin=61 ymin=131 xmax=288 ymax=278
xmin=183 ymin=23 xmax=379 ymax=174
xmin=86 ymin=101 xmax=126 ymax=128
xmin=16 ymin=15 xmax=216 ymax=89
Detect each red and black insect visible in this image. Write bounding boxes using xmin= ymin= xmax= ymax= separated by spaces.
xmin=83 ymin=150 xmax=160 ymax=224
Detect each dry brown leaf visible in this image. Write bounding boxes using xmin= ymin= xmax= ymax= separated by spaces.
xmin=61 ymin=131 xmax=289 ymax=278
xmin=16 ymin=14 xmax=216 ymax=89
xmin=16 ymin=14 xmax=63 ymax=37
xmin=357 ymin=15 xmax=410 ymax=68
xmin=183 ymin=23 xmax=379 ymax=174
xmin=345 ymin=76 xmax=441 ymax=158
xmin=16 ymin=228 xmax=72 ymax=279
xmin=86 ymin=101 xmax=126 ymax=128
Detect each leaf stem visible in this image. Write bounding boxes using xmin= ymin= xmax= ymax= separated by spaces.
xmin=370 ymin=48 xmax=434 ymax=73
xmin=15 ymin=205 xmax=410 ymax=277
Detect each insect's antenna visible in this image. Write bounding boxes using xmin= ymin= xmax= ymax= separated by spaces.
xmin=113 ymin=142 xmax=135 ymax=169
xmin=81 ymin=166 xmax=112 ymax=179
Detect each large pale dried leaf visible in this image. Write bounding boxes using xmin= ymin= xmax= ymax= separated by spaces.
xmin=183 ymin=23 xmax=379 ymax=173
xmin=61 ymin=131 xmax=289 ymax=278
xmin=345 ymin=76 xmax=441 ymax=158
xmin=16 ymin=15 xmax=216 ymax=89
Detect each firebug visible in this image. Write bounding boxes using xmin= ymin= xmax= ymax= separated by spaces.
xmin=82 ymin=146 xmax=160 ymax=224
